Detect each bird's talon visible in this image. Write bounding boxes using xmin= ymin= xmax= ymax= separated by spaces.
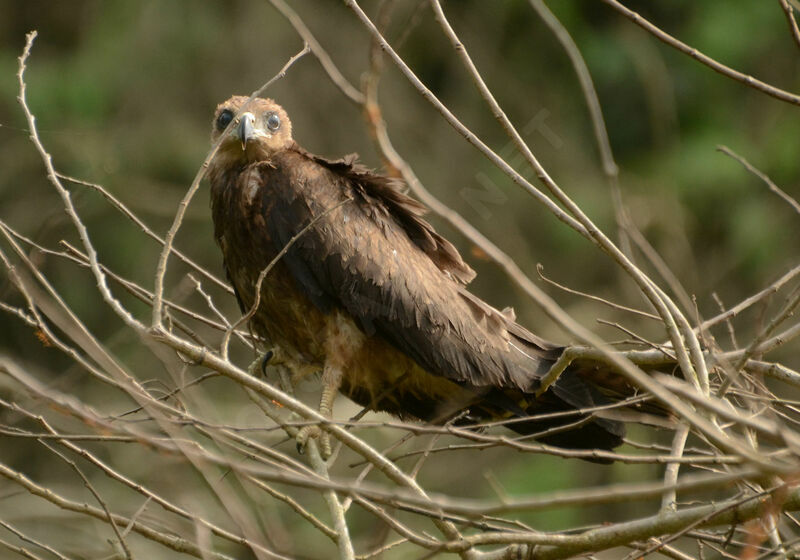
xmin=247 ymin=349 xmax=277 ymax=378
xmin=295 ymin=425 xmax=331 ymax=459
xmin=295 ymin=425 xmax=319 ymax=455
xmin=260 ymin=350 xmax=274 ymax=376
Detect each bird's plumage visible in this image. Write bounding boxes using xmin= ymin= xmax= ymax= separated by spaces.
xmin=208 ymin=96 xmax=625 ymax=455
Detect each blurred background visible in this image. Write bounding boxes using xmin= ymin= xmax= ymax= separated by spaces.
xmin=0 ymin=1 xmax=799 ymax=557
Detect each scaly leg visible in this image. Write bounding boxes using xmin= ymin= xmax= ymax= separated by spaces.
xmin=296 ymin=363 xmax=342 ymax=459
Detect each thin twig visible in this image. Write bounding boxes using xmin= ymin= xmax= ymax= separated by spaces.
xmin=717 ymin=145 xmax=800 ymax=216
xmin=265 ymin=0 xmax=364 ymax=105
xmin=701 ymin=263 xmax=800 ymax=332
xmin=718 ymin=285 xmax=800 ymax=396
xmin=0 ymin=461 xmax=236 ymax=560
xmin=38 ymin=441 xmax=133 ymax=560
xmin=526 ymin=0 xmax=636 ymax=259
xmin=17 ymin=32 xmax=143 ymax=331
xmin=56 ymin=172 xmax=233 ymax=294
xmin=780 ymin=0 xmax=800 ymax=49
xmin=0 ymin=537 xmax=48 ymax=560
xmin=712 ymin=292 xmax=739 ymax=349
xmin=245 ymin=367 xmax=354 ymax=559
xmin=0 ymin=520 xmax=69 ymax=560
xmin=27 ymin=413 xmax=284 ymax=558
xmin=537 ymin=264 xmax=659 ymax=320
xmin=602 ymin=0 xmax=800 ymax=106
xmin=661 ymin=422 xmax=690 ymax=512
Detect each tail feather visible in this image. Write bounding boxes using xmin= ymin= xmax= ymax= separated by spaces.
xmin=464 ymin=365 xmax=627 ymax=462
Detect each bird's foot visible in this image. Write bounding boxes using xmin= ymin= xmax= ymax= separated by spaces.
xmin=296 ymin=424 xmax=332 ymax=459
xmin=296 ymin=378 xmax=338 ymax=460
xmin=246 ymin=348 xmax=279 ymax=378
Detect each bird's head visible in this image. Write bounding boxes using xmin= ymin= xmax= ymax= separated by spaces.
xmin=210 ymin=96 xmax=293 ymax=165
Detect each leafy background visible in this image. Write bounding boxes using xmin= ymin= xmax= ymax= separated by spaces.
xmin=0 ymin=0 xmax=798 ymax=555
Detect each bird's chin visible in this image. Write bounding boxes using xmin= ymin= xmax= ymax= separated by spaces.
xmin=220 ymin=140 xmax=271 ymax=164
xmin=249 ymin=142 xmax=277 ymax=162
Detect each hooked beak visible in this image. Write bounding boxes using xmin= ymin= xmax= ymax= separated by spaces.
xmin=237 ymin=112 xmax=256 ymax=150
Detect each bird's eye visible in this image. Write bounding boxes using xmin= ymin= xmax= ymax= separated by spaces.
xmin=266 ymin=112 xmax=281 ymax=131
xmin=216 ymin=109 xmax=234 ymax=131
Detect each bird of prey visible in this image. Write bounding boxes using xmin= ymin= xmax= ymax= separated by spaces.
xmin=208 ymin=95 xmax=627 ymax=458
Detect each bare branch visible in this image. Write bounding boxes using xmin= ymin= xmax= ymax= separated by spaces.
xmin=17 ymin=31 xmax=144 ymax=331
xmin=0 ymin=461 xmax=236 ymax=560
xmin=718 ymin=145 xmax=800 ymax=216
xmin=779 ymin=0 xmax=800 ymax=50
xmin=265 ymin=0 xmax=364 ymax=105
xmin=602 ymin=0 xmax=800 ymax=106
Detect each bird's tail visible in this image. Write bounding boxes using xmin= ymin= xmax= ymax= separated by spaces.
xmin=466 ymin=354 xmax=672 ymax=463
xmin=480 ymin=366 xmax=626 ymax=463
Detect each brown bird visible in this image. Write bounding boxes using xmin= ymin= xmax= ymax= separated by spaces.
xmin=208 ymin=96 xmax=626 ymax=459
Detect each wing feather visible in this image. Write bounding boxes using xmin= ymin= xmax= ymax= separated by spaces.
xmin=254 ymin=148 xmax=555 ymax=392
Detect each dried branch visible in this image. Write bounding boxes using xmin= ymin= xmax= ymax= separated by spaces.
xmin=0 ymin=461 xmax=236 ymax=560
xmin=779 ymin=0 xmax=800 ymax=50
xmin=17 ymin=32 xmax=144 ymax=331
xmin=717 ymin=145 xmax=800 ymax=216
xmin=601 ymin=0 xmax=800 ymax=106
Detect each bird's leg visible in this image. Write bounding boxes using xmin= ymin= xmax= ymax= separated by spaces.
xmin=296 ymin=363 xmax=342 ymax=459
xmin=296 ymin=314 xmax=356 ymax=459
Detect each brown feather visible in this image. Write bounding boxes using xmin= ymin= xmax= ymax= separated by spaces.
xmin=208 ymin=96 xmax=627 ymax=456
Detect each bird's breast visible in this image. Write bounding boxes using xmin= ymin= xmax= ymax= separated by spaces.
xmin=211 ymin=167 xmax=328 ymax=362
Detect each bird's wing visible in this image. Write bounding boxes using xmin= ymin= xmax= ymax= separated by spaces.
xmin=250 ymin=148 xmax=561 ymax=392
xmin=307 ymin=152 xmax=477 ymax=285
